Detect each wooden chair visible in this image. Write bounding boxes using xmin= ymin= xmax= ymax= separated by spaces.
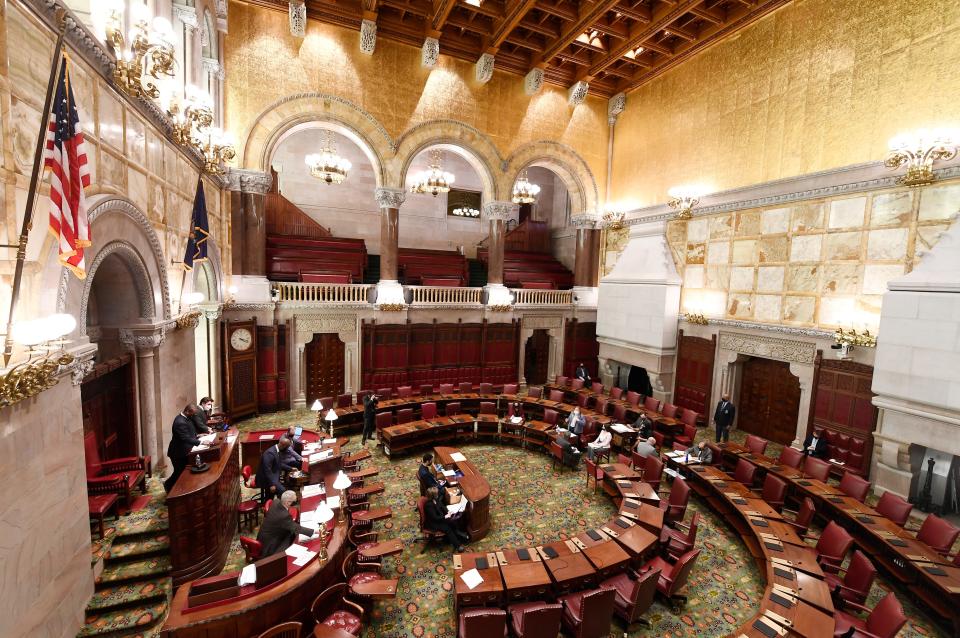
xmin=585 ymin=458 xmax=603 ymax=492
xmin=310 ymin=583 xmax=365 ymax=636
xmin=600 ymin=567 xmax=659 ymax=627
xmin=342 ymin=549 xmax=384 ymax=597
xmin=255 ymin=621 xmax=301 ymax=638
xmin=415 ymin=496 xmax=446 ymax=550
xmin=238 ymin=465 xmax=261 ymax=531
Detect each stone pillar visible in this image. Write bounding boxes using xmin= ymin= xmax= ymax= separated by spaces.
xmin=226 ymin=169 xmax=273 ymax=302
xmin=483 ymin=201 xmax=517 ymax=306
xmin=120 ymin=328 xmax=165 ymax=469
xmin=374 ymin=188 xmax=406 ymax=306
xmin=571 ymin=213 xmax=602 ymax=306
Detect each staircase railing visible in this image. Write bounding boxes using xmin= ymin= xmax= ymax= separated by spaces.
xmin=266 ymin=192 xmax=332 ymax=238
xmin=408 ymin=286 xmax=483 ymax=306
xmin=511 ymin=288 xmax=573 ymax=305
xmin=273 ymin=282 xmax=371 ymax=303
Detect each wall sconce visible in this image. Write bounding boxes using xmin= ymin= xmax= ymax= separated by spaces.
xmin=683 ymin=312 xmax=708 ymax=325
xmin=601 ymin=210 xmax=626 ymax=230
xmin=1 ymin=314 xmax=77 ymax=408
xmin=832 ymin=328 xmax=877 ymax=359
xmin=200 ymin=127 xmax=236 ymax=176
xmin=667 ymin=185 xmax=707 ymax=220
xmin=98 ymin=1 xmax=176 ymax=99
xmin=885 ymin=130 xmax=958 ymax=186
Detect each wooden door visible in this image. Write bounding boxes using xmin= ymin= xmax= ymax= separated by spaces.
xmin=738 ymin=357 xmax=800 ymax=444
xmin=305 ymin=333 xmax=345 ymax=404
xmin=524 ymin=329 xmax=550 ymax=386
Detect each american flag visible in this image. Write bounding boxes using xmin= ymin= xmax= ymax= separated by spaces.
xmin=44 ymin=57 xmax=91 ymax=279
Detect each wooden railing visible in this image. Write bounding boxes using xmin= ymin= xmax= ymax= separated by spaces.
xmin=265 ymin=192 xmax=331 ymax=238
xmin=511 ymin=288 xmax=573 ymax=305
xmin=273 ymin=282 xmax=371 ymax=303
xmin=408 ymin=286 xmax=483 ymax=306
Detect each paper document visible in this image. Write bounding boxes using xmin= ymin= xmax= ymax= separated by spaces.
xmin=447 ymin=499 xmax=468 ymax=515
xmin=459 ymin=568 xmax=483 ymax=590
xmin=829 ymin=459 xmax=845 ymax=465
xmin=442 ymin=469 xmax=456 ymax=477
xmin=664 ymin=468 xmax=680 ymax=478
xmin=238 ymin=563 xmax=256 ymax=586
xmin=450 ymin=452 xmax=467 ymax=462
xmin=325 ymin=495 xmax=341 ymax=509
xmin=611 ymin=424 xmax=634 ymax=433
xmin=285 ymin=543 xmax=311 ymax=558
xmin=259 ymin=435 xmax=274 ymax=441
xmin=323 ymin=438 xmax=337 ymax=445
xmin=309 ymin=450 xmax=333 ymax=463
xmin=227 ymin=435 xmax=237 ymax=445
xmin=510 ymin=416 xmax=523 ymax=424
xmin=302 ymin=484 xmax=325 ymax=498
xmin=292 ymin=551 xmax=317 ymax=567
xmin=190 ymin=445 xmax=208 ymax=452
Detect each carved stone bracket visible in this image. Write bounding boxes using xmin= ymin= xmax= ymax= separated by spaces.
xmin=718 ymin=330 xmax=817 ymax=365
xmin=422 ymin=37 xmax=440 ymax=68
xmin=173 ymin=4 xmax=199 ymax=32
xmin=608 ymin=92 xmax=625 ymax=125
xmin=568 ymin=81 xmax=589 ymax=106
xmin=119 ymin=328 xmax=165 ymax=352
xmin=289 ymin=1 xmax=307 ymax=37
xmin=483 ymin=200 xmax=517 ymax=221
xmin=360 ymin=19 xmax=377 ymax=54
xmin=524 ymin=68 xmax=544 ymax=95
xmin=375 ymin=187 xmax=406 ymax=209
xmin=570 ymin=212 xmax=602 ymax=229
xmin=202 ymin=57 xmax=224 ymax=81
xmin=226 ymin=168 xmax=273 ymax=194
xmin=475 ymin=53 xmax=495 ymax=84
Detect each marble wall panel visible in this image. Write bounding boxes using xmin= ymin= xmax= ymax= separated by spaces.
xmin=918 ymin=184 xmax=960 ymax=221
xmin=735 ymin=211 xmax=761 ymax=236
xmin=128 ymin=168 xmax=148 ymax=214
xmin=687 ymin=218 xmax=709 ymax=242
xmin=126 ymin=114 xmax=147 ymax=168
xmin=709 ymin=214 xmax=734 ymax=240
xmin=727 ymin=293 xmax=754 ymax=318
xmin=820 ymin=296 xmax=857 ymax=326
xmin=684 ymin=265 xmax=704 ymax=289
xmin=762 ymin=208 xmax=790 ymax=234
xmin=99 ymin=149 xmax=127 ymax=193
xmin=822 ymin=264 xmax=861 ymax=295
xmin=790 ymin=202 xmax=825 ymax=232
xmin=786 ymin=265 xmax=819 ymax=292
xmin=863 ymin=264 xmax=905 ymax=295
xmin=871 ymin=191 xmax=913 ymax=226
xmin=705 ymin=266 xmax=730 ymax=290
xmin=790 ymin=234 xmax=822 ymax=262
xmin=823 ymin=231 xmax=862 ymax=260
xmin=757 ymin=266 xmax=785 ymax=293
xmin=784 ymin=296 xmax=816 ymax=323
xmin=759 ymin=236 xmax=789 ymax=262
xmin=707 ymin=240 xmax=729 ymax=264
xmin=828 ymin=197 xmax=867 ymax=229
xmin=732 ymin=239 xmax=757 ymax=264
xmin=685 ymin=243 xmax=705 ymax=264
xmin=730 ymin=266 xmax=755 ymax=291
xmin=755 ymin=294 xmax=782 ymax=322
xmin=866 ymin=228 xmax=908 ymax=260
xmin=10 ymin=98 xmax=41 ymax=173
xmin=97 ymin=92 xmax=124 ymax=153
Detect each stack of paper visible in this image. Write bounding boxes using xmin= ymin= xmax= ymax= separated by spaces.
xmin=450 ymin=452 xmax=467 ymax=462
xmin=447 ymin=499 xmax=468 ymax=515
xmin=611 ymin=424 xmax=634 ymax=434
xmin=459 ymin=568 xmax=483 ymax=590
xmin=302 ymin=484 xmax=325 ymax=498
xmin=322 ymin=438 xmax=337 ymax=445
xmin=325 ymin=495 xmax=341 ymax=509
xmin=292 ymin=551 xmax=317 ymax=567
xmin=259 ymin=434 xmax=274 ymax=441
xmin=238 ymin=563 xmax=257 ymax=586
xmin=285 ymin=544 xmax=311 ymax=558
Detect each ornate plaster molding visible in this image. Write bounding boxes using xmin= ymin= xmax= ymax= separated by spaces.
xmin=524 ymin=68 xmax=544 ymax=95
xmin=718 ymin=330 xmax=817 ymax=365
xmin=568 ymin=81 xmax=589 ymax=106
xmin=119 ymin=327 xmax=165 ymax=352
xmin=172 ymin=4 xmax=199 ymax=30
xmin=570 ymin=212 xmax=602 ymax=229
xmin=67 ymin=344 xmax=98 ymax=386
xmin=222 ymin=302 xmax=277 ymax=311
xmin=682 ymin=316 xmax=833 ymax=339
xmin=289 ymin=1 xmax=306 ymax=37
xmin=375 ymin=187 xmax=406 ymax=209
xmin=279 ymin=301 xmax=372 ymax=310
xmin=504 ymin=141 xmax=600 ymax=212
xmin=422 ymin=37 xmax=440 ymax=68
xmin=201 ymin=57 xmax=224 ymax=81
xmin=226 ymin=168 xmax=273 ymax=194
xmin=483 ymin=200 xmax=517 ymax=221
xmin=608 ymin=92 xmax=626 ymax=125
xmin=475 ymin=53 xmax=495 ymax=84
xmin=360 ymin=19 xmax=377 ymax=54
xmin=521 ymin=315 xmax=563 ymax=330
xmin=294 ymin=314 xmax=358 ymax=344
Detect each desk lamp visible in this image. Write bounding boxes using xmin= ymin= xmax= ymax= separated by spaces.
xmin=310 ymin=399 xmax=324 ymax=431
xmin=314 ymin=501 xmax=334 ymax=560
xmin=333 ymin=470 xmax=352 ymax=522
xmin=324 ymin=407 xmax=338 ymax=438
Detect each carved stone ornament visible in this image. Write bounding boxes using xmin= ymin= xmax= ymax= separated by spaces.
xmin=570 ymin=212 xmax=602 ymax=229
xmin=294 ymin=314 xmax=358 ymax=344
xmin=200 ymin=21 xmax=210 ymax=47
xmin=475 ymin=53 xmax=495 ymax=84
xmin=215 ymin=0 xmax=228 ymax=19
xmin=608 ymin=92 xmax=626 ymax=124
xmin=568 ymin=81 xmax=589 ymax=106
xmin=483 ymin=200 xmax=517 ymax=221
xmin=71 ymin=358 xmax=96 ymax=386
xmin=360 ymin=19 xmax=377 ymax=55
xmin=173 ymin=4 xmax=199 ymax=31
xmin=522 ymin=315 xmax=563 ymax=330
xmin=375 ymin=187 xmax=406 ymax=209
xmin=524 ymin=68 xmax=544 ymax=96
xmin=119 ymin=328 xmax=165 ymax=352
xmin=718 ymin=330 xmax=817 ymax=365
xmin=422 ymin=37 xmax=440 ymax=68
xmin=226 ymin=168 xmax=273 ymax=194
xmin=202 ymin=58 xmax=224 ymax=80
xmin=289 ymin=1 xmax=307 ymax=38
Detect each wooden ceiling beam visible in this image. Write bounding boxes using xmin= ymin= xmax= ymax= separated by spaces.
xmin=485 ymin=0 xmax=539 ymax=53
xmin=379 ymin=0 xmax=432 ymax=17
xmin=533 ymin=0 xmax=577 ymax=21
xmin=518 ymin=18 xmax=560 ymax=38
xmin=446 ymin=14 xmax=492 ymax=35
xmin=428 ymin=0 xmax=459 ymax=36
xmin=665 ymin=22 xmax=698 ymax=41
xmin=638 ymin=39 xmax=672 ymax=55
xmin=535 ymin=0 xmax=623 ymax=65
xmin=611 ymin=2 xmax=651 ymax=22
xmin=690 ymin=4 xmax=725 ymax=23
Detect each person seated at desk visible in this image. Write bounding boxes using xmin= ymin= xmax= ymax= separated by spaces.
xmin=256 ymin=436 xmax=298 ymax=503
xmin=633 ymin=414 xmax=653 ymax=439
xmin=586 ymin=423 xmax=612 ymax=461
xmin=285 ymin=425 xmax=305 ymax=455
xmin=424 ymin=486 xmax=469 ymax=552
xmin=510 ymin=400 xmax=524 ymax=421
xmin=566 ymin=407 xmax=585 ymax=439
xmin=634 ymin=436 xmax=658 ymax=459
xmin=693 ymin=440 xmax=712 ymax=464
xmin=556 ymin=428 xmax=581 ymax=468
xmin=574 ymin=363 xmax=591 ymax=383
xmin=802 ymin=430 xmax=829 ymax=459
xmin=418 ymin=452 xmax=445 ymax=495
xmin=257 ymin=490 xmax=317 ymax=557
xmin=280 ymin=432 xmax=304 ymax=474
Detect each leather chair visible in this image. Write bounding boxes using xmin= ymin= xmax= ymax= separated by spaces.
xmin=570 ymin=378 xmax=585 ymax=390
xmin=439 ymin=383 xmax=455 ymax=395
xmin=310 ymin=583 xmax=366 ymax=636
xmin=239 ymin=536 xmax=263 ymax=562
xmin=420 ymin=384 xmax=435 ymax=396
xmin=556 ymin=375 xmax=569 ymax=387
xmin=625 ymin=391 xmax=641 ymax=407
xmin=375 ymin=411 xmax=392 ymax=436
xmin=337 ymin=392 xmax=353 ymax=407
xmin=732 ymin=458 xmax=758 ymax=486
xmin=83 ymin=432 xmax=149 ymax=506
xmin=559 ymin=587 xmax=616 ymax=638
xmin=660 ymin=512 xmax=700 ymax=561
xmin=917 ymin=514 xmax=960 ymax=554
xmin=238 ymin=465 xmax=261 ymax=531
xmin=585 ymin=458 xmax=604 ymax=492
xmin=256 ymin=622 xmax=302 ymax=638
xmin=479 ymin=382 xmax=493 ymax=394
xmin=782 ymin=497 xmax=816 ymax=536
xmin=421 ymin=402 xmax=438 ymax=420
xmin=661 ymin=403 xmax=679 ymax=419
xmin=594 ymin=398 xmax=609 ymax=416
xmin=754 ymin=473 xmax=788 ymax=511
xmin=660 ymin=476 xmax=690 ymax=524
xmin=342 ymin=549 xmax=383 ymax=595
xmin=610 ymin=387 xmax=624 ymax=400
xmin=543 ymin=409 xmax=559 ymax=426
xmin=459 ymin=608 xmax=507 ymax=638
xmin=549 ymin=442 xmax=566 ymax=471
xmin=445 ymin=402 xmax=461 ymax=417
xmin=459 ymin=382 xmax=473 ymax=394
xmin=397 ymin=386 xmax=413 ymax=398
xmin=642 ymin=548 xmax=701 ymax=612
xmin=479 ymin=401 xmax=496 ymax=415
xmin=347 ymin=526 xmax=381 ymax=560
xmin=415 ymin=496 xmax=446 ymax=547
xmin=591 ymin=381 xmax=603 ymax=394
xmin=679 ymin=409 xmax=698 ymax=428
xmin=824 ymin=549 xmax=877 ymax=607
xmin=803 ymin=456 xmax=831 ymax=482
xmin=778 ymin=445 xmax=804 ymax=469
xmin=745 ymin=434 xmax=768 ymax=455
xmin=643 ymin=396 xmax=661 ymax=412
xmin=612 ymin=404 xmax=627 ymax=422
xmin=644 ymin=454 xmax=664 ymax=492
xmin=527 ymin=387 xmax=542 ymax=398
xmin=392 ymin=408 xmax=411 ymax=425
xmin=652 ymin=431 xmax=666 ymax=449
xmin=503 ymin=383 xmax=518 ymax=394
xmin=600 ymin=567 xmax=659 ymax=627
xmin=839 ymin=473 xmax=871 ymax=503
xmin=832 ymin=591 xmax=907 ymax=638
xmin=576 ymin=393 xmax=590 ymax=408
xmin=814 ymin=521 xmax=854 ymax=573
xmin=376 ymin=387 xmax=392 ymax=399
xmin=548 ymin=389 xmax=564 ymax=402
xmin=356 ymin=390 xmax=372 ymax=405
xmin=875 ymin=491 xmax=912 ymax=527
xmin=672 ymin=423 xmax=697 ymax=448
xmin=506 ymin=601 xmax=562 ymax=638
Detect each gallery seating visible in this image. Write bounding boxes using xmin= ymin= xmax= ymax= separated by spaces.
xmin=477 ymin=248 xmax=574 ymax=289
xmin=83 ymin=432 xmax=149 ymax=507
xmin=266 ymin=234 xmax=366 ymax=282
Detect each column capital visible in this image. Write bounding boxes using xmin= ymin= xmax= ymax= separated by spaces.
xmin=570 ymin=212 xmax=603 ymax=229
xmin=568 ymin=81 xmax=589 ymax=106
xmin=172 ymin=4 xmax=199 ymax=30
xmin=608 ymin=92 xmax=626 ymax=125
xmin=360 ymin=19 xmax=377 ymax=54
xmin=482 ymin=200 xmax=517 ymax=221
xmin=374 ymin=187 xmax=406 ymax=208
xmin=226 ymin=168 xmax=273 ymax=194
xmin=119 ymin=327 xmax=165 ymax=352
xmin=524 ymin=68 xmax=544 ymax=96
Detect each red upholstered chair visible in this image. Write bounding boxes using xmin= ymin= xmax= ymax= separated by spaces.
xmin=337 ymin=392 xmax=353 ymax=407
xmin=347 ymin=526 xmax=381 ymax=561
xmin=459 ymin=608 xmax=507 ymax=638
xmin=83 ymin=432 xmax=148 ymax=506
xmin=310 ymin=583 xmax=365 ymax=637
xmin=610 ymin=387 xmax=624 ymax=400
xmin=239 ymin=536 xmax=263 ymax=563
xmin=396 ymin=386 xmax=413 ymax=398
xmin=445 ymin=402 xmax=461 ymax=417
xmin=356 ymin=390 xmax=372 ymax=404
xmin=672 ymin=442 xmax=688 ymax=452
xmin=504 ymin=383 xmax=518 ymax=395
xmin=672 ymin=423 xmax=697 ymax=448
xmin=745 ymin=435 xmax=768 ymax=455
xmin=479 ymin=382 xmax=493 ymax=395
xmin=753 ymin=473 xmax=788 ymax=511
xmin=626 ymin=391 xmax=641 ymax=407
xmin=576 ymin=393 xmax=590 ymax=408
xmin=527 ymin=387 xmax=542 ymax=398
xmin=375 ymin=411 xmax=392 ymax=436
xmin=421 ymin=402 xmax=437 ymax=420
xmin=591 ymin=381 xmax=603 ymax=394
xmin=507 ymin=601 xmax=562 ymax=638
xmin=556 ymin=375 xmax=569 ymax=387
xmin=600 ymin=567 xmax=658 ymax=628
xmin=376 ymin=387 xmax=392 ymax=399
xmin=549 ymin=442 xmax=566 ymax=471
xmin=680 ymin=409 xmax=698 ymax=428
xmin=559 ymin=587 xmax=616 ymax=638
xmin=585 ymin=458 xmax=604 ymax=492
xmin=415 ymin=496 xmax=446 ymax=547
xmin=778 ymin=445 xmax=804 ymax=469
xmin=320 ymin=396 xmax=334 ymax=411
xmin=824 ymin=549 xmax=877 ymax=607
xmin=570 ymin=378 xmax=585 ymax=390
xmin=732 ymin=458 xmax=758 ymax=487
xmin=917 ymin=514 xmax=960 ymax=554
xmin=420 ymin=384 xmax=435 ymax=396
xmin=256 ymin=622 xmax=301 ymax=638
xmin=832 ymin=591 xmax=907 ymax=638
xmin=642 ymin=548 xmax=701 ymax=612
xmin=660 ymin=476 xmax=690 ymax=524
xmin=238 ymin=465 xmax=261 ymax=531
xmin=803 ymin=456 xmax=831 ymax=482
xmin=479 ymin=401 xmax=496 ymax=415
xmin=661 ymin=403 xmax=679 ymax=419
xmin=395 ymin=408 xmax=414 ymax=424
xmin=342 ymin=549 xmax=384 ymax=596
xmin=439 ymin=383 xmax=454 ymax=395
xmin=652 ymin=431 xmax=666 ymax=449
xmin=594 ymin=398 xmax=609 ymax=416
xmin=660 ymin=512 xmax=700 ymax=561
xmin=612 ymin=404 xmax=627 ymax=422
xmin=814 ymin=521 xmax=855 ymax=573
xmin=875 ymin=491 xmax=913 ymax=527
xmin=543 ymin=409 xmax=559 ymax=426
xmin=644 ymin=455 xmax=664 ymax=492
xmin=546 ymin=389 xmax=562 ymax=402
xmin=839 ymin=473 xmax=871 ymax=503
xmin=643 ymin=396 xmax=661 ymax=412
xmin=459 ymin=382 xmax=473 ymax=394
xmin=782 ymin=497 xmax=816 ymax=536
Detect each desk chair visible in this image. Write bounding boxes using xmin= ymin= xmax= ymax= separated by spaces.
xmin=812 ymin=521 xmax=854 ymax=573
xmin=507 ymin=602 xmax=562 ymax=638
xmin=803 ymin=456 xmax=831 ymax=482
xmin=342 ymin=549 xmax=384 ymax=599
xmin=238 ymin=465 xmax=261 ymax=531
xmin=672 ymin=423 xmax=697 ymax=449
xmin=659 ymin=477 xmax=690 ymax=525
xmin=752 ymin=473 xmax=788 ymax=511
xmin=642 ymin=548 xmax=700 ymax=613
xmin=832 ymin=591 xmax=907 ymax=638
xmin=556 ymin=375 xmax=569 ymax=387
xmin=612 ymin=403 xmax=628 ymax=423
xmin=585 ymin=458 xmax=604 ymax=492
xmin=396 ymin=408 xmax=414 ymax=424
xmin=778 ymin=445 xmax=804 ymax=469
xmin=732 ymin=458 xmax=758 ymax=487
xmin=875 ymin=491 xmax=912 ymax=527
xmin=376 ymin=388 xmax=392 ymax=400
xmin=444 ymin=402 xmax=461 ymax=417
xmin=576 ymin=393 xmax=590 ymax=408
xmin=661 ymin=403 xmax=679 ymax=419
xmin=527 ymin=387 xmax=543 ymax=398
xmin=610 ymin=387 xmax=624 ymax=400
xmin=643 ymin=455 xmax=664 ymax=492
xmin=745 ymin=434 xmax=768 ymax=455
xmin=337 ymin=392 xmax=353 ymax=407
xmin=459 ymin=382 xmax=473 ymax=394
xmin=347 ymin=526 xmax=381 ymax=561
xmin=420 ymin=384 xmax=435 ymax=396
xmin=660 ymin=512 xmax=700 ymax=561
xmin=570 ymin=378 xmax=585 ymax=390
xmin=504 ymin=383 xmax=518 ymax=394
xmin=459 ymin=608 xmax=507 ymax=638
xmin=589 ymin=381 xmax=602 ymax=394
xmin=544 ymin=409 xmax=559 ymax=426
xmin=781 ymin=497 xmax=816 ymax=536
xmin=917 ymin=514 xmax=960 ymax=555
xmin=550 ymin=442 xmax=566 ymax=471
xmin=396 ymin=386 xmax=413 ymax=398
xmin=594 ymin=398 xmax=610 ymax=416
xmin=415 ymin=496 xmax=446 ymax=550
xmin=600 ymin=567 xmax=659 ymax=628
xmin=625 ymin=391 xmax=641 ymax=407
xmin=439 ymin=383 xmax=454 ymax=395
xmin=239 ymin=536 xmax=263 ymax=563
xmin=479 ymin=382 xmax=493 ymax=395
xmin=479 ymin=401 xmax=496 ymax=415
xmin=310 ymin=583 xmax=366 ymax=637
xmin=421 ymin=402 xmax=438 ymax=420
xmin=839 ymin=473 xmax=871 ymax=503
xmin=375 ymin=412 xmax=392 ymax=438
xmin=548 ymin=389 xmax=564 ymax=402
xmin=824 ymin=550 xmax=877 ymax=607
xmin=643 ymin=396 xmax=661 ymax=412
xmin=256 ymin=622 xmax=301 ymax=638
xmin=84 ymin=432 xmax=149 ymax=508
xmin=559 ymin=587 xmax=616 ymax=638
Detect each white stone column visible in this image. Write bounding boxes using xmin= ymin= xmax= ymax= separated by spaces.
xmin=295 ymin=343 xmax=307 ymax=408
xmin=120 ymin=328 xmax=165 ymax=469
xmin=483 ymin=201 xmax=517 ymax=307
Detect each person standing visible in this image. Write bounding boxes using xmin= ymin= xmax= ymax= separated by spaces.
xmin=713 ymin=393 xmax=736 ymax=443
xmin=566 ymin=407 xmax=586 ymax=437
xmin=256 ymin=436 xmax=294 ymax=503
xmin=190 ymin=401 xmax=210 ymax=435
xmin=164 ymin=405 xmax=201 ymax=493
xmin=361 ymin=393 xmax=379 ymax=446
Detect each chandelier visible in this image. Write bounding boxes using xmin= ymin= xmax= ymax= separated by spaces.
xmin=305 ymin=131 xmax=352 ymax=185
xmin=452 ymin=207 xmax=480 ymax=217
xmin=97 ymin=1 xmax=176 ymax=99
xmin=885 ymin=130 xmax=958 ymax=187
xmin=667 ymin=185 xmax=707 ymax=220
xmin=410 ymin=149 xmax=455 ymax=197
xmin=511 ymin=170 xmax=541 ymax=204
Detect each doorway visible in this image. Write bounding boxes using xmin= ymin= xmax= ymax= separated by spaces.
xmin=627 ymin=366 xmax=653 ymax=397
xmin=524 ymin=329 xmax=550 ymax=386
xmin=305 ymin=333 xmax=345 ymax=404
xmin=738 ymin=357 xmax=800 ymax=444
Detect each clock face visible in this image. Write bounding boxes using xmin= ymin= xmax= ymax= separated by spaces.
xmin=230 ymin=328 xmax=253 ymax=352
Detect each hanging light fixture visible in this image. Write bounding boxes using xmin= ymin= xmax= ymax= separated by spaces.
xmin=511 ymin=170 xmax=541 ymax=204
xmin=305 ymin=130 xmax=352 ymax=185
xmin=410 ymin=149 xmax=455 ymax=197
xmin=885 ymin=129 xmax=958 ymax=187
xmin=451 ymin=206 xmax=480 ymax=217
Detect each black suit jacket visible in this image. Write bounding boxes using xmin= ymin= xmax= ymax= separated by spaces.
xmin=167 ymin=414 xmax=200 ymax=462
xmin=574 ymin=366 xmax=590 ymax=382
xmin=256 ymin=445 xmax=285 ymax=496
xmin=191 ymin=412 xmax=210 ymax=435
xmin=424 ymin=495 xmax=448 ymax=529
xmin=418 ymin=464 xmax=441 ymax=492
xmin=803 ymin=434 xmax=829 ymax=459
xmin=714 ymin=400 xmax=736 ymax=428
xmin=256 ymin=503 xmax=313 ymax=557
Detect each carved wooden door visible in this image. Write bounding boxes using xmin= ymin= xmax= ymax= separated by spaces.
xmin=524 ymin=329 xmax=550 ymax=386
xmin=738 ymin=357 xmax=800 ymax=444
xmin=305 ymin=333 xmax=345 ymax=404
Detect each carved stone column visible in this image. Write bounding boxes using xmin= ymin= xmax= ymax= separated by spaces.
xmin=227 ymin=169 xmax=273 ymax=302
xmin=483 ymin=201 xmax=517 ymax=306
xmin=374 ymin=188 xmax=406 ymax=306
xmin=571 ymin=213 xmax=602 ymax=306
xmin=120 ymin=328 xmax=165 ymax=469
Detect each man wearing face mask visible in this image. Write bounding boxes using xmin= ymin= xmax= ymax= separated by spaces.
xmin=191 ymin=397 xmax=214 ymax=435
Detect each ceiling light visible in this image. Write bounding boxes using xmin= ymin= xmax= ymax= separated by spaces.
xmin=305 ymin=130 xmax=352 ymax=185
xmin=410 ymin=149 xmax=455 ymax=197
xmin=511 ymin=170 xmax=541 ymax=204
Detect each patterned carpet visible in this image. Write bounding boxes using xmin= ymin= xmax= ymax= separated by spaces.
xmin=232 ymin=409 xmax=949 ymax=638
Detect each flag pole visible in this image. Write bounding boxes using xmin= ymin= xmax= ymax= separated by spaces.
xmin=3 ymin=8 xmax=68 ymax=367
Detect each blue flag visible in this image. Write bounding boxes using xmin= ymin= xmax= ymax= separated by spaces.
xmin=183 ymin=177 xmax=209 ymax=270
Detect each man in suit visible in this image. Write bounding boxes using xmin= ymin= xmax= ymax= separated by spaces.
xmin=556 ymin=428 xmax=581 ymax=468
xmin=418 ymin=452 xmax=444 ymax=495
xmin=256 ymin=436 xmax=296 ymax=503
xmin=285 ymin=425 xmax=304 ymax=455
xmin=574 ymin=363 xmax=591 ymax=383
xmin=164 ymin=405 xmax=201 ymax=493
xmin=634 ymin=436 xmax=658 ymax=459
xmin=361 ymin=393 xmax=379 ymax=446
xmin=803 ymin=430 xmax=829 ymax=459
xmin=632 ymin=413 xmax=653 ymax=439
xmin=694 ymin=440 xmax=713 ymax=464
xmin=423 ymin=486 xmax=468 ymax=552
xmin=713 ymin=393 xmax=736 ymax=443
xmin=257 ymin=490 xmax=316 ymax=556
xmin=190 ymin=401 xmax=210 ymax=435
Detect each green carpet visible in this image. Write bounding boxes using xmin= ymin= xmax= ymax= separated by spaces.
xmin=235 ymin=409 xmax=948 ymax=638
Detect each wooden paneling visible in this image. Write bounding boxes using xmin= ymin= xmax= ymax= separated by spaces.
xmin=738 ymin=357 xmax=800 ymax=445
xmin=81 ymin=354 xmax=136 ymax=459
xmin=304 ymin=332 xmax=345 ymax=404
xmin=673 ymin=331 xmax=716 ymax=417
xmin=563 ymin=319 xmax=599 ymax=379
xmin=256 ymin=325 xmax=278 ymax=412
xmin=524 ymin=329 xmax=550 ymax=386
xmin=808 ymin=357 xmax=877 ymax=475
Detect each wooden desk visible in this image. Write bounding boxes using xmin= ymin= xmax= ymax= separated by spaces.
xmin=537 ymin=541 xmax=596 ymax=593
xmin=166 ymin=428 xmax=241 ymax=586
xmin=358 ymin=539 xmax=403 ymax=559
xmin=574 ymin=530 xmax=630 ymax=578
xmin=352 ymin=507 xmax=392 ymax=524
xmin=453 ymin=552 xmax=504 ymax=609
xmin=498 ymin=548 xmax=552 ymax=602
xmin=241 ymin=428 xmax=325 ymax=473
xmin=350 ymin=578 xmax=399 ymax=599
xmin=434 ymin=446 xmax=492 ymax=540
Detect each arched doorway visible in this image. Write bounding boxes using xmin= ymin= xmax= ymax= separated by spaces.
xmin=524 ymin=329 xmax=550 ymax=386
xmin=738 ymin=356 xmax=801 ymax=444
xmin=304 ymin=333 xmax=345 ymax=404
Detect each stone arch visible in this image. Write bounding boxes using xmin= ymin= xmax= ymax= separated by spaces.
xmin=80 ymin=242 xmax=156 ymax=333
xmin=503 ymin=142 xmax=599 ymax=215
xmin=392 ymin=120 xmax=503 ymax=201
xmin=240 ymin=93 xmax=394 ymax=186
xmin=189 ymin=238 xmax=224 ymax=304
